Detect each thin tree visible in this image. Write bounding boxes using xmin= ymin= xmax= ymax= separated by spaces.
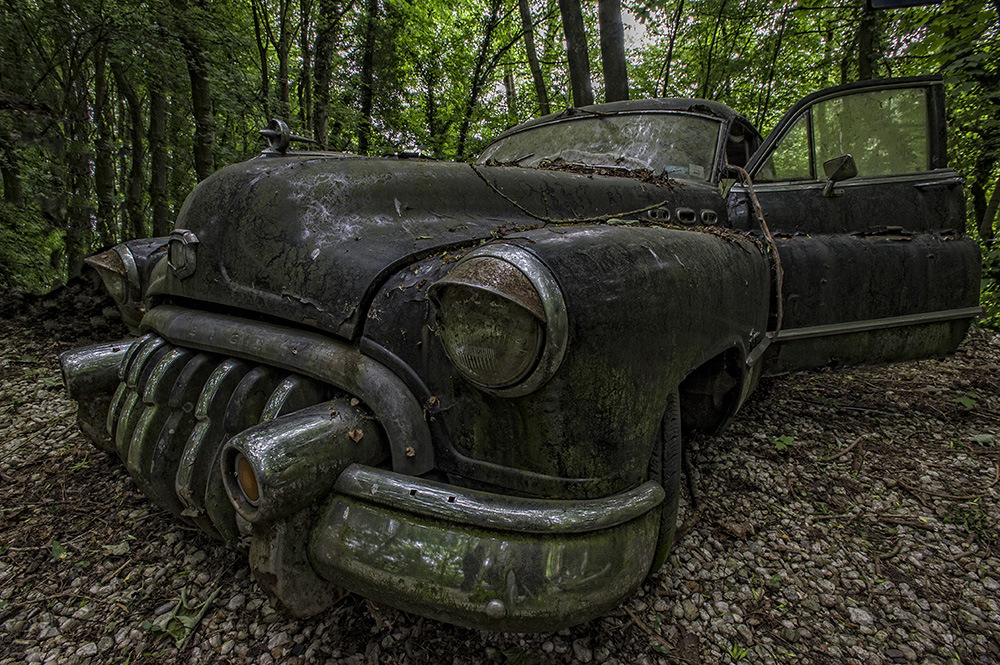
xmin=251 ymin=0 xmax=271 ymax=119
xmin=456 ymin=0 xmax=505 ymax=158
xmin=93 ymin=41 xmax=116 ymax=246
xmin=298 ymin=0 xmax=313 ymax=130
xmin=255 ymin=0 xmax=295 ymax=119
xmin=170 ymin=0 xmax=216 ymax=180
xmin=312 ymin=0 xmax=352 ymax=148
xmin=356 ymin=0 xmax=379 ymax=155
xmin=702 ymin=0 xmax=730 ymax=99
xmin=981 ymin=174 xmax=1000 ymax=241
xmin=148 ymin=84 xmax=171 ymax=237
xmin=659 ymin=0 xmax=685 ymax=96
xmin=598 ymin=0 xmax=628 ymax=101
xmin=518 ymin=0 xmax=550 ymax=115
xmin=558 ymin=0 xmax=593 ymax=106
xmin=113 ymin=62 xmax=146 ymax=240
xmin=856 ymin=5 xmax=878 ymax=80
xmin=756 ymin=7 xmax=788 ymax=128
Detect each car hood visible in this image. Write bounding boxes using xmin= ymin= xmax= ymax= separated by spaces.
xmin=160 ymin=154 xmax=708 ymax=338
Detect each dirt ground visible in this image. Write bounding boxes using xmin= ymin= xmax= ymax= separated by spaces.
xmin=1 ymin=281 xmax=998 ymax=664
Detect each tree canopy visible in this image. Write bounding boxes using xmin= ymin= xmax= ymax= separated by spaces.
xmin=1 ymin=0 xmax=998 ymax=324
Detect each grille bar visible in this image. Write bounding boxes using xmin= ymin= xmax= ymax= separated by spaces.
xmin=106 ymin=335 xmax=329 ymax=541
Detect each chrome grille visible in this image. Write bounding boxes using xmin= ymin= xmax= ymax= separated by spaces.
xmin=107 ymin=334 xmax=329 ymax=541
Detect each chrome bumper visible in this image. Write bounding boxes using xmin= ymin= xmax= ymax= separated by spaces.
xmin=60 ymin=340 xmax=132 ymax=453
xmin=308 ymin=465 xmax=664 ymax=632
xmin=60 ymin=309 xmax=666 ymax=631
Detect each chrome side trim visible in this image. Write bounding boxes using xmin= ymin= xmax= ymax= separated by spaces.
xmin=333 ymin=464 xmax=665 ymax=534
xmin=141 ymin=305 xmax=434 ymax=476
xmin=772 ymin=307 xmax=982 ymax=343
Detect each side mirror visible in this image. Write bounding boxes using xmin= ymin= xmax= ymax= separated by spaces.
xmin=822 ymin=154 xmax=857 ymax=197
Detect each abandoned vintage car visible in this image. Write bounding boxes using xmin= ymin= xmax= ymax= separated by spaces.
xmin=60 ymin=76 xmax=980 ymax=631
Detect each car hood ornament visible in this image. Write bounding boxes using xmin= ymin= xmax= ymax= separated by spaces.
xmin=258 ymin=118 xmax=317 ymax=155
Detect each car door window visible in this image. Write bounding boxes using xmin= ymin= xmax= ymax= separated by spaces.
xmin=756 ymin=114 xmax=811 ymax=181
xmin=755 ymin=86 xmax=931 ymax=182
xmin=812 ymin=87 xmax=929 ymax=176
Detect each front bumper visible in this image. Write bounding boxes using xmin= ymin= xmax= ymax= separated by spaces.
xmin=310 ymin=466 xmax=663 ymax=632
xmin=60 ymin=306 xmax=665 ymax=631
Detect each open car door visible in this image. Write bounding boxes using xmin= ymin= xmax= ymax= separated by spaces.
xmin=727 ymin=76 xmax=981 ymax=374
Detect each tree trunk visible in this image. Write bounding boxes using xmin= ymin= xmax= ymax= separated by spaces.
xmin=172 ymin=0 xmax=216 ymax=180
xmin=857 ymin=6 xmax=877 ymax=80
xmin=187 ymin=49 xmax=215 ymax=180
xmin=598 ymin=0 xmax=628 ymax=102
xmin=167 ymin=94 xmax=188 ymax=222
xmin=313 ymin=0 xmax=335 ymax=147
xmin=757 ymin=9 xmax=788 ymax=127
xmin=503 ymin=64 xmax=517 ymax=126
xmin=972 ymin=152 xmax=995 ymax=233
xmin=558 ymin=0 xmax=593 ymax=106
xmin=93 ymin=41 xmax=116 ymax=246
xmin=276 ymin=0 xmax=292 ymax=119
xmin=981 ymin=171 xmax=1000 ymax=241
xmin=456 ymin=0 xmax=504 ymax=158
xmin=312 ymin=0 xmax=351 ymax=148
xmin=298 ymin=0 xmax=313 ymax=131
xmin=423 ymin=61 xmax=442 ymax=157
xmin=0 ymin=137 xmax=23 ymax=206
xmin=113 ymin=63 xmax=146 ymax=240
xmin=518 ymin=0 xmax=550 ymax=116
xmin=357 ymin=0 xmax=379 ymax=155
xmin=659 ymin=0 xmax=685 ymax=96
xmin=63 ymin=78 xmax=92 ymax=279
xmin=149 ymin=86 xmax=170 ymax=237
xmin=251 ymin=0 xmax=271 ymax=119
xmin=702 ymin=0 xmax=729 ymax=99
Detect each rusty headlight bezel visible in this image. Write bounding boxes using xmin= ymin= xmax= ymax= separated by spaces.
xmin=430 ymin=244 xmax=568 ymax=397
xmin=85 ymin=246 xmax=138 ymax=305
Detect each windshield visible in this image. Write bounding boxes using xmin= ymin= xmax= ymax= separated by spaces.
xmin=477 ymin=112 xmax=723 ymax=183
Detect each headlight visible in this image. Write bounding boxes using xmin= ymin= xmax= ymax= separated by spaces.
xmin=84 ymin=246 xmax=138 ymax=305
xmin=438 ymin=279 xmax=542 ymax=386
xmin=431 ymin=244 xmax=567 ymax=396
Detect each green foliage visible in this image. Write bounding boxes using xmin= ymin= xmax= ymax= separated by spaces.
xmin=982 ymin=243 xmax=1000 ymax=330
xmin=728 ymin=641 xmax=750 ymax=662
xmin=0 ymin=0 xmax=999 ymax=303
xmin=943 ymin=503 xmax=997 ymax=546
xmin=51 ymin=539 xmax=68 ymax=561
xmin=773 ymin=434 xmax=794 ymax=452
xmin=140 ymin=587 xmax=220 ymax=649
xmin=0 ymin=200 xmax=62 ymax=292
xmin=954 ymin=391 xmax=980 ymax=409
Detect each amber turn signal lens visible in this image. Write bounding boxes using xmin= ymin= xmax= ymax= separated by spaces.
xmin=235 ymin=453 xmax=260 ymax=503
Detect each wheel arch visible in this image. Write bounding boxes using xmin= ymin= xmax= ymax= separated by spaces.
xmin=678 ymin=344 xmax=748 ymax=437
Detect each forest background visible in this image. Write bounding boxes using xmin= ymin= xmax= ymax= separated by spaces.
xmin=1 ymin=0 xmax=999 ymax=326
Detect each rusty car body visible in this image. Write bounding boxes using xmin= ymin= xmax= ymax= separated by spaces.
xmin=60 ymin=76 xmax=981 ymax=631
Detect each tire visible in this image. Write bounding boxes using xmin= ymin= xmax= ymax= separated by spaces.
xmin=646 ymin=391 xmax=682 ymax=576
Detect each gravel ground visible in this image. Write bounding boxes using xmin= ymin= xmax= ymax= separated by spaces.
xmin=1 ymin=287 xmax=998 ymax=664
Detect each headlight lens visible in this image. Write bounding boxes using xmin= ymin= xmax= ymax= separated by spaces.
xmin=431 ymin=245 xmax=568 ymax=396
xmin=439 ymin=286 xmax=543 ymax=387
xmin=103 ymin=271 xmax=128 ymax=303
